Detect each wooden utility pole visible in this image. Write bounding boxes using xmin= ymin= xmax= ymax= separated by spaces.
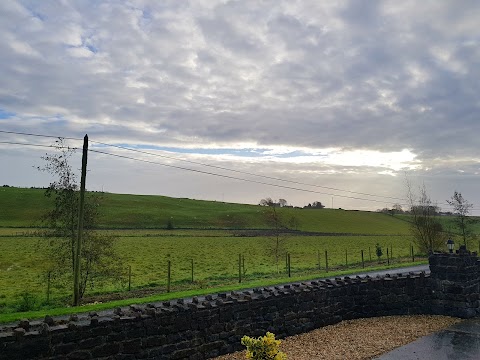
xmin=73 ymin=134 xmax=88 ymax=306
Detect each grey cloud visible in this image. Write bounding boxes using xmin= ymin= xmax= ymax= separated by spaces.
xmin=2 ymin=0 xmax=480 ymax=211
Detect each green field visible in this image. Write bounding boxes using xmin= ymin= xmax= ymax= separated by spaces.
xmin=0 ymin=232 xmax=417 ymax=311
xmin=0 ymin=186 xmax=411 ymax=233
xmin=0 ymin=186 xmax=456 ymax=321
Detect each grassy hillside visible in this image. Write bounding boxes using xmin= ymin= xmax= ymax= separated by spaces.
xmin=0 ymin=186 xmax=411 ymax=234
xmin=0 ymin=187 xmax=53 ymax=227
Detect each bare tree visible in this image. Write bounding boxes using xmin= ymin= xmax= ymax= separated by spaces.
xmin=264 ymin=206 xmax=288 ymax=273
xmin=447 ymin=191 xmax=475 ymax=247
xmin=406 ymin=179 xmax=445 ymax=253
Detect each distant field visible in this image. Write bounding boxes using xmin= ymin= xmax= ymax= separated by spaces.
xmin=0 ymin=187 xmax=411 ymax=234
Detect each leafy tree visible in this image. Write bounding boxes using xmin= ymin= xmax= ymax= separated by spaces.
xmin=277 ymin=198 xmax=288 ymax=207
xmin=311 ymin=201 xmax=325 ymax=209
xmin=392 ymin=203 xmax=403 ymax=214
xmin=37 ymin=139 xmax=123 ymax=303
xmin=405 ymin=179 xmax=445 ymax=253
xmin=259 ymin=198 xmax=289 ymax=207
xmin=447 ymin=191 xmax=475 ymax=247
xmin=259 ymin=197 xmax=275 ymax=207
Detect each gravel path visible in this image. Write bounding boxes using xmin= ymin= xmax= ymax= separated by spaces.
xmin=214 ymin=315 xmax=461 ymax=360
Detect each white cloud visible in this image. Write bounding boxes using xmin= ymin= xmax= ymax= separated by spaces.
xmin=1 ymin=0 xmax=480 ymax=212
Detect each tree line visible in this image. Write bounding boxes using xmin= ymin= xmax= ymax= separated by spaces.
xmin=259 ymin=197 xmax=325 ymax=209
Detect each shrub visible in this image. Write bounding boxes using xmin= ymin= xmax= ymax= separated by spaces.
xmin=15 ymin=291 xmax=39 ymax=312
xmin=241 ymin=332 xmax=287 ymax=360
xmin=375 ymin=243 xmax=383 ymax=260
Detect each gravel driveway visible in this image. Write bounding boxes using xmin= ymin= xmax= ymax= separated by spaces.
xmin=214 ymin=315 xmax=461 ymax=360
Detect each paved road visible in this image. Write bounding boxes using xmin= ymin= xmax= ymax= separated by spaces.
xmin=229 ymin=264 xmax=431 ymax=295
xmin=312 ymin=264 xmax=430 ymax=282
xmin=375 ymin=318 xmax=480 ymax=359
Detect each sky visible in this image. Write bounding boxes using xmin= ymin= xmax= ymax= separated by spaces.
xmin=1 ymin=0 xmax=479 ymax=214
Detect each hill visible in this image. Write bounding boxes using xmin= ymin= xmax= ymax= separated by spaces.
xmin=0 ymin=186 xmax=411 ymax=234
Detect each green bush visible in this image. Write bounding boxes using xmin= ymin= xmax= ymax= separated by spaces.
xmin=375 ymin=243 xmax=383 ymax=260
xmin=15 ymin=291 xmax=39 ymax=312
xmin=241 ymin=332 xmax=287 ymax=360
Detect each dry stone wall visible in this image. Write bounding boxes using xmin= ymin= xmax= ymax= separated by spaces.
xmin=0 ymin=253 xmax=478 ymax=360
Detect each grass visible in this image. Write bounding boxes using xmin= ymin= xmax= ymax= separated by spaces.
xmin=0 ymin=186 xmax=463 ymax=322
xmin=0 ymin=187 xmax=411 ymax=234
xmin=0 ymin=260 xmax=427 ymax=324
xmin=0 ymin=231 xmax=419 ymax=315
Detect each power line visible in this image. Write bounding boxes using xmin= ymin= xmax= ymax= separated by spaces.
xmin=0 ymin=141 xmax=77 ymax=150
xmin=90 ymin=140 xmax=407 ymax=202
xmin=1 ymin=139 xmax=410 ymax=205
xmin=89 ymin=148 xmax=480 ymax=211
xmin=88 ymin=148 xmax=411 ymax=206
xmin=1 ymin=129 xmax=408 ymax=202
xmin=0 ymin=130 xmax=82 ymax=141
xmin=2 ymin=130 xmax=475 ymax=210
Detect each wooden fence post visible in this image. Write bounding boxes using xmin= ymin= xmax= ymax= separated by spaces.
xmin=128 ymin=265 xmax=132 ymax=291
xmin=46 ymin=271 xmax=51 ymax=303
xmin=167 ymin=260 xmax=171 ymax=293
xmin=238 ymin=254 xmax=242 ymax=283
xmin=191 ymin=259 xmax=194 ymax=283
xmin=287 ymin=253 xmax=291 ymax=278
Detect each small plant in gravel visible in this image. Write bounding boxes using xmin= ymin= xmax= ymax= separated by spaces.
xmin=241 ymin=332 xmax=287 ymax=360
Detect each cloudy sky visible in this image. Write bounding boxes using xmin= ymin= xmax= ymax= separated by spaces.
xmin=1 ymin=0 xmax=479 ymax=213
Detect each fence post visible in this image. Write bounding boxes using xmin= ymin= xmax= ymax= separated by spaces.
xmin=411 ymin=245 xmax=415 ymax=262
xmin=345 ymin=249 xmax=348 ymax=266
xmin=238 ymin=254 xmax=242 ymax=283
xmin=46 ymin=271 xmax=51 ymax=303
xmin=369 ymin=247 xmax=372 ymax=261
xmin=361 ymin=250 xmax=365 ymax=268
xmin=325 ymin=250 xmax=329 ymax=272
xmin=242 ymin=255 xmax=245 ymax=276
xmin=191 ymin=259 xmax=194 ymax=283
xmin=128 ymin=265 xmax=132 ymax=291
xmin=287 ymin=253 xmax=291 ymax=278
xmin=387 ymin=247 xmax=390 ymax=265
xmin=390 ymin=245 xmax=393 ymax=259
xmin=167 ymin=260 xmax=171 ymax=293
